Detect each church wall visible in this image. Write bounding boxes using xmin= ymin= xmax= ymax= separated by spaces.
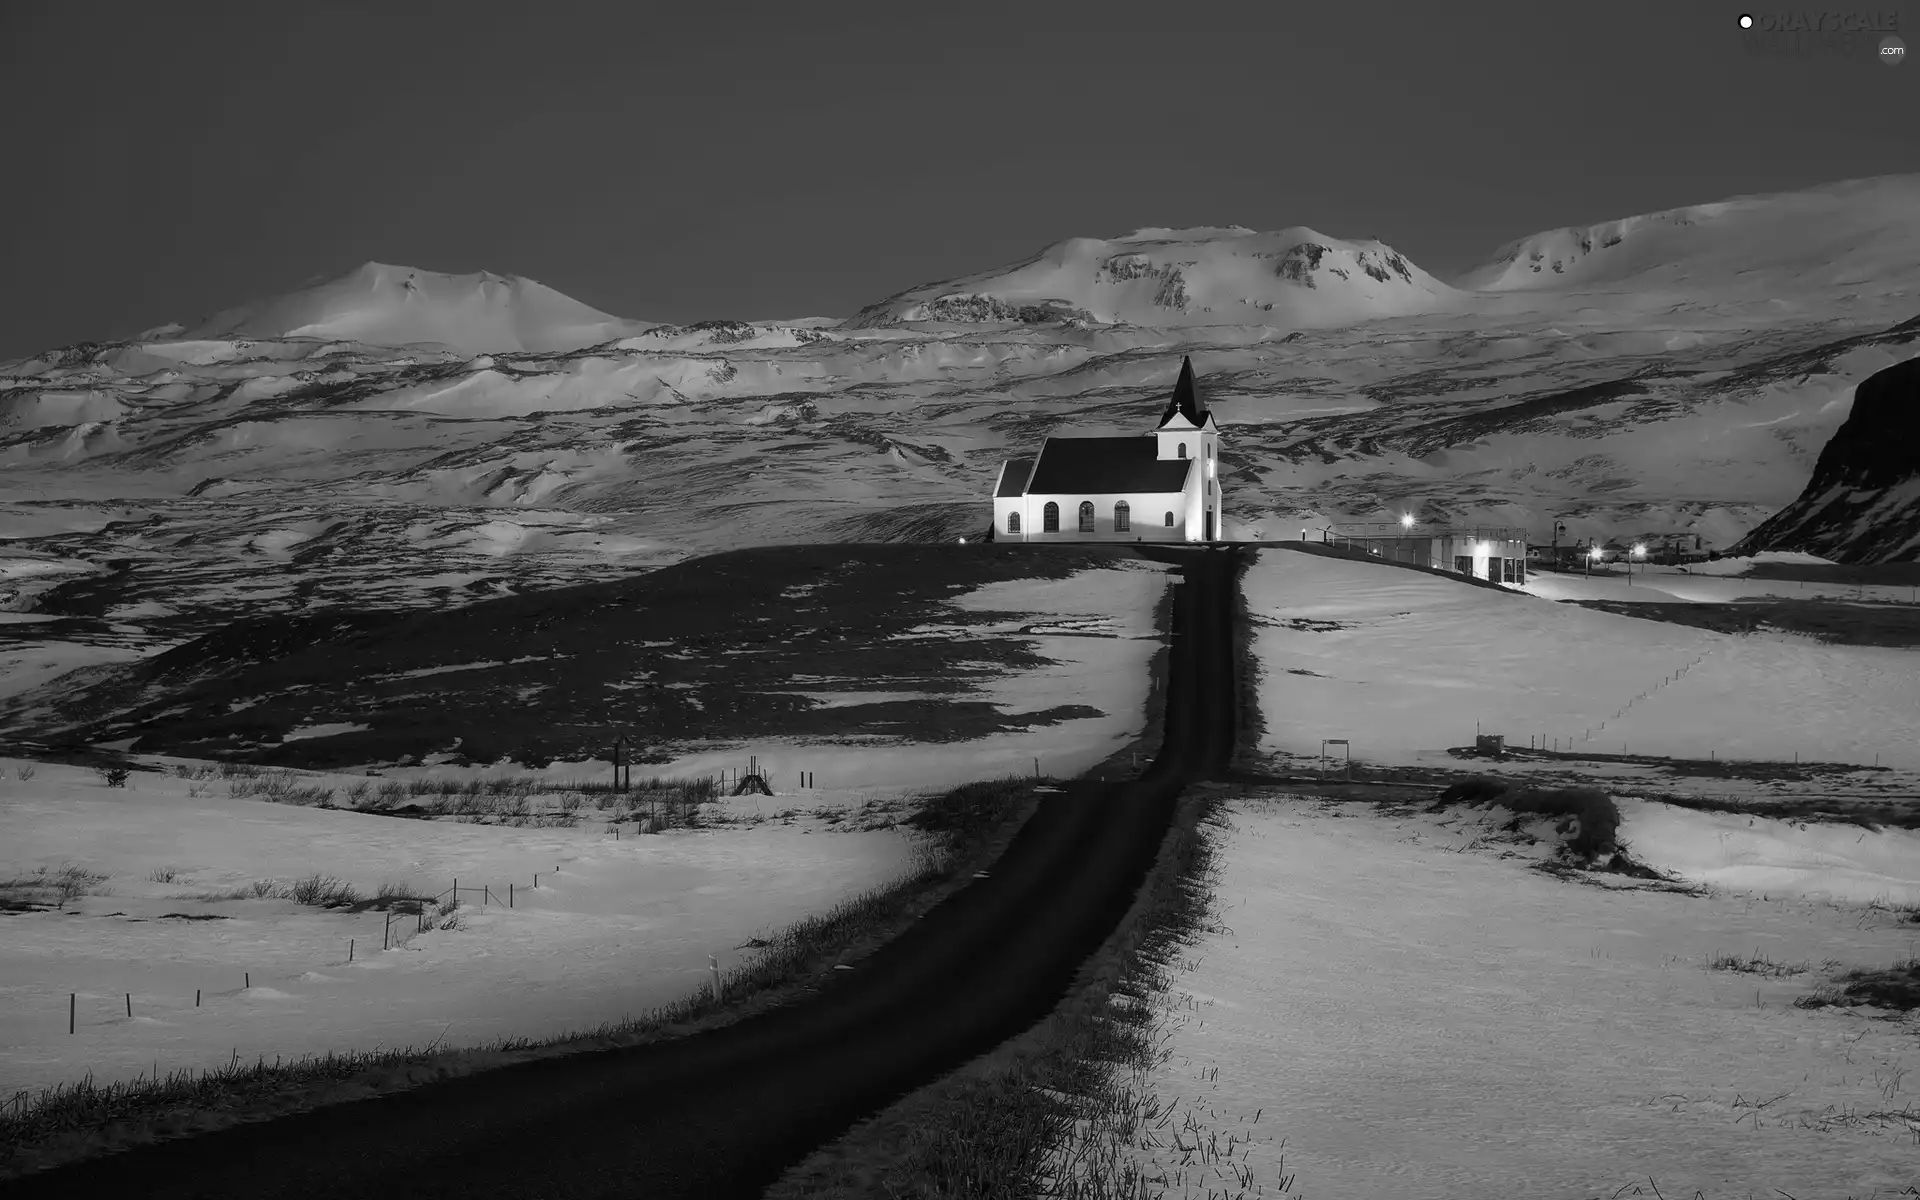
xmin=999 ymin=490 xmax=1195 ymax=543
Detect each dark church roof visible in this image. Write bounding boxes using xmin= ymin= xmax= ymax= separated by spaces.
xmin=1155 ymin=356 xmax=1213 ymax=429
xmin=1024 ymin=436 xmax=1192 ymax=496
xmin=995 ymin=457 xmax=1034 ymax=498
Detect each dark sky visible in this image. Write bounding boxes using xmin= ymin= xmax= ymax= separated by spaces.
xmin=1 ymin=1 xmax=1912 ymax=357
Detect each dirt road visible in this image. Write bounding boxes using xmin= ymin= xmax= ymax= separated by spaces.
xmin=9 ymin=545 xmax=1242 ymax=1199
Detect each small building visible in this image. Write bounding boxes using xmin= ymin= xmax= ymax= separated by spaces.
xmin=1324 ymin=522 xmax=1529 ymax=587
xmin=993 ymin=356 xmax=1224 ymax=543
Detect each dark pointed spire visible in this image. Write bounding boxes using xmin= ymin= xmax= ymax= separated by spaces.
xmin=1156 ymin=356 xmax=1207 ymax=428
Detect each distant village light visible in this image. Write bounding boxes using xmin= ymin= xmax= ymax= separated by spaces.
xmin=1401 ymin=513 xmax=1414 ymax=528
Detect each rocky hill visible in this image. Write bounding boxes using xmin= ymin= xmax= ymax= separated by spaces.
xmin=1729 ymin=349 xmax=1920 ymax=562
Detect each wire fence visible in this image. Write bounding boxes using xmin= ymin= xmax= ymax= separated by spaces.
xmin=40 ymin=866 xmax=576 ymax=1049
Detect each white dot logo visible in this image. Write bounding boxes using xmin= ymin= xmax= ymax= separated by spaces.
xmin=1738 ymin=13 xmax=1754 ymax=28
xmin=1883 ymin=34 xmax=1907 ymax=65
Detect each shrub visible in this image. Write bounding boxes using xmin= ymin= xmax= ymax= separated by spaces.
xmin=1433 ymin=775 xmax=1511 ymax=807
xmin=1796 ymin=958 xmax=1920 ymax=1011
xmin=99 ymin=767 xmax=131 ymax=788
xmin=1432 ymin=776 xmax=1622 ymax=858
xmin=14 ymin=764 xmax=35 ymax=781
xmin=148 ymin=867 xmax=180 ymax=884
xmin=345 ymin=780 xmax=373 ymax=804
xmin=287 ymin=874 xmax=359 ymax=908
xmin=1708 ymin=950 xmax=1812 ymax=977
xmin=375 ymin=780 xmax=406 ymax=803
xmin=48 ymin=864 xmax=109 ymax=909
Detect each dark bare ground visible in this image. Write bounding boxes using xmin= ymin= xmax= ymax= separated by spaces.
xmin=2 ymin=543 xmax=1170 ymax=769
xmin=1564 ymin=596 xmax=1920 ymax=647
xmin=1739 ymin=561 xmax=1920 ymax=587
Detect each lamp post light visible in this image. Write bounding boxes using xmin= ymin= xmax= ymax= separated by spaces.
xmin=1552 ymin=522 xmax=1567 ymax=571
xmin=1630 ymin=543 xmax=1645 ymax=584
xmin=1587 ymin=543 xmax=1602 ymax=578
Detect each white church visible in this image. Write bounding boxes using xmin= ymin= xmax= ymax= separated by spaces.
xmin=992 ymin=356 xmax=1223 ymax=542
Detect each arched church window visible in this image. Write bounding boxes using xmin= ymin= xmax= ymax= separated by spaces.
xmin=1007 ymin=511 xmax=1021 ymax=534
xmin=1078 ymin=501 xmax=1095 ymax=533
xmin=1178 ymin=443 xmax=1187 ymax=458
xmin=1043 ymin=502 xmax=1059 ymax=533
xmin=1114 ymin=501 xmax=1130 ymax=532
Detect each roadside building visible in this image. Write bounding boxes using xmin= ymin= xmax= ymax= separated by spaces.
xmin=1324 ymin=522 xmax=1529 ymax=586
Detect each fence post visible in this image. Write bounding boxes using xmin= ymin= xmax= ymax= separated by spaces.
xmin=70 ymin=993 xmax=74 ymax=1035
xmin=349 ymin=938 xmax=354 ymax=962
xmin=510 ymin=883 xmax=514 ymax=908
xmin=126 ymin=993 xmax=131 ymax=1018
xmin=452 ymin=879 xmax=457 ymax=909
xmin=245 ymin=972 xmax=249 ymax=989
xmin=196 ymin=989 xmax=201 ymax=1007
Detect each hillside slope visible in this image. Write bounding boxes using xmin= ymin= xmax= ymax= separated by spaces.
xmin=846 ymin=226 xmax=1463 ymax=329
xmin=1730 ymin=353 xmax=1920 ymax=562
xmin=1457 ymin=174 xmax=1920 ymax=300
xmin=181 ymin=262 xmax=658 ymax=354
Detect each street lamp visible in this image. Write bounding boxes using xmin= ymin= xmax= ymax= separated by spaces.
xmin=1587 ymin=543 xmax=1603 ymax=578
xmin=1630 ymin=543 xmax=1645 ymax=583
xmin=1400 ymin=513 xmax=1415 ymax=529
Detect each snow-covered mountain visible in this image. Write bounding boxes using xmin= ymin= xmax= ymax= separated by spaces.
xmin=1 ymin=175 xmax=1918 ymax=687
xmin=846 ymin=227 xmax=1462 ymax=329
xmin=179 ymin=262 xmax=660 ymax=355
xmin=1456 ymin=174 xmax=1920 ymax=299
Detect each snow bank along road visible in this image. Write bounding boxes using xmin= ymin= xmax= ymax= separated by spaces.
xmin=12 ymin=545 xmax=1243 ymax=1200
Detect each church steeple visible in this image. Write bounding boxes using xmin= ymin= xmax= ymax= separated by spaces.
xmin=1156 ymin=356 xmax=1210 ymax=429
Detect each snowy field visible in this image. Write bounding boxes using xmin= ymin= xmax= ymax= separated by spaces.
xmin=1244 ymin=548 xmax=1920 ymax=772
xmin=1104 ymin=795 xmax=1920 ymax=1200
xmin=0 ymin=760 xmax=916 ymax=1102
xmin=0 ymin=561 xmax=1173 ymax=1102
xmin=1525 ymin=553 xmax=1920 ymax=607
